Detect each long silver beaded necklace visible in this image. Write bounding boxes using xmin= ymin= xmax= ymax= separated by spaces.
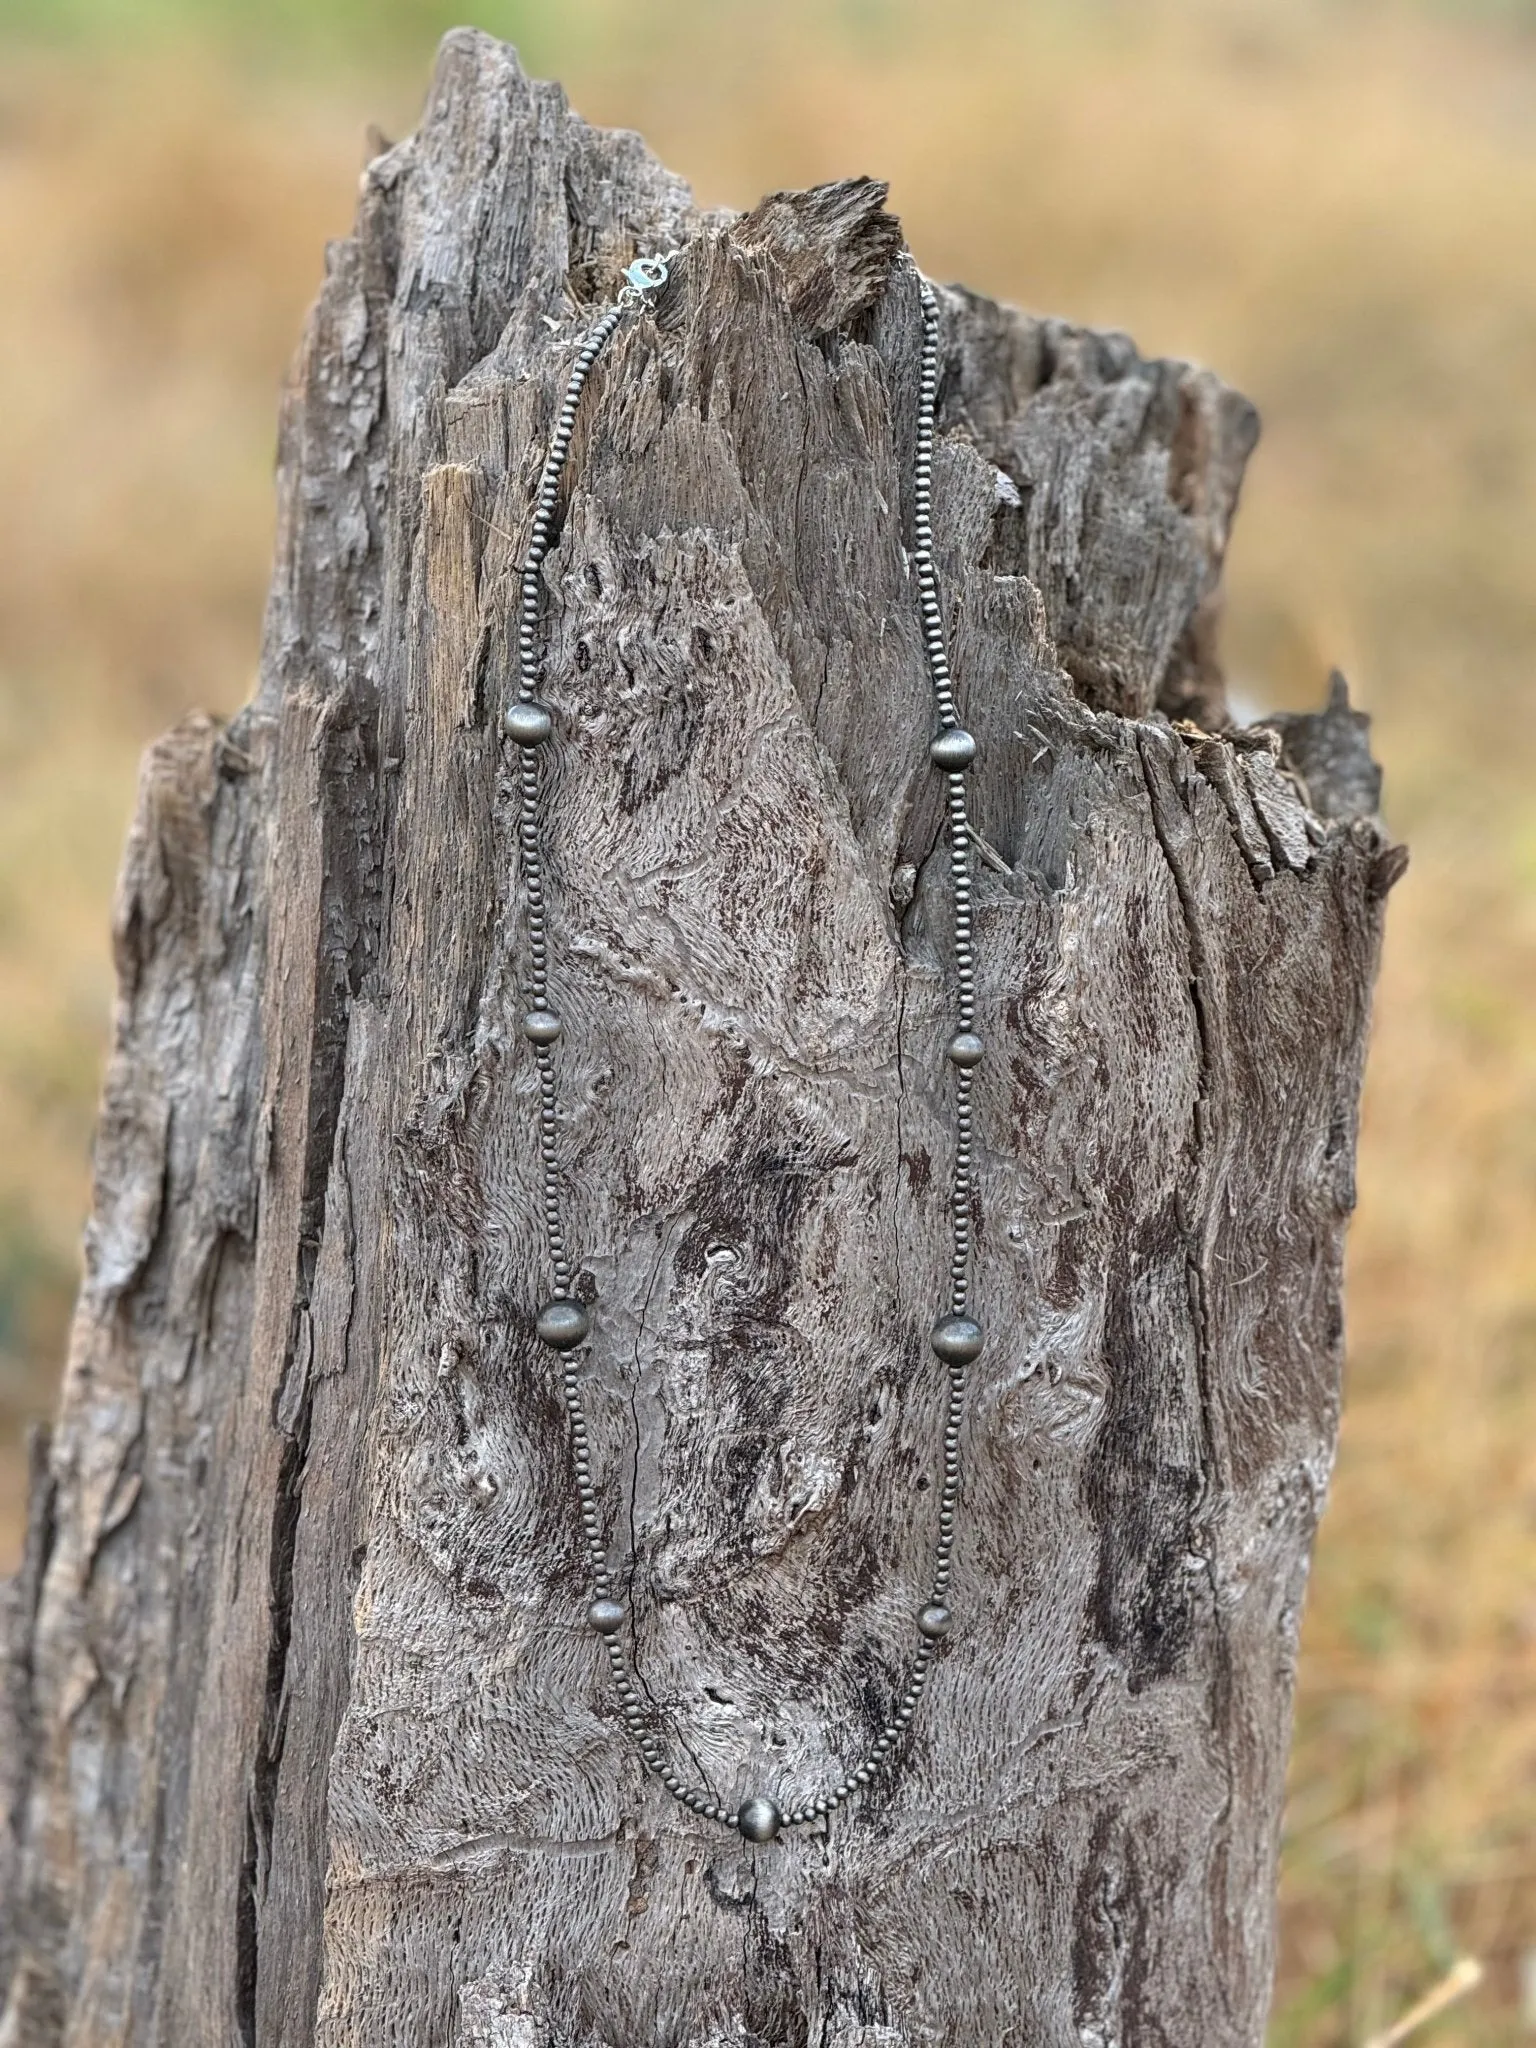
xmin=504 ymin=248 xmax=983 ymax=1844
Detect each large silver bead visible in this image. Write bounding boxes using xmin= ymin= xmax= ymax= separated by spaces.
xmin=588 ymin=1597 xmax=626 ymax=1635
xmin=929 ymin=725 xmax=977 ymax=770
xmin=930 ymin=1314 xmax=984 ymax=1365
xmin=917 ymin=1602 xmax=953 ymax=1639
xmin=536 ymin=1298 xmax=591 ymax=1350
xmin=522 ymin=1009 xmax=564 ymax=1045
xmin=947 ymin=1031 xmax=985 ymax=1068
xmin=737 ymin=1795 xmax=783 ymax=1844
xmin=504 ymin=699 xmax=554 ymax=746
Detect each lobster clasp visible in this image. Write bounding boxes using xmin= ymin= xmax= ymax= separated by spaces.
xmin=623 ymin=253 xmax=672 ymax=292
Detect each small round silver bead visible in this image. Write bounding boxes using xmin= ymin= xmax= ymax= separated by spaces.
xmin=522 ymin=1009 xmax=563 ymax=1045
xmin=930 ymin=1313 xmax=984 ymax=1365
xmin=917 ymin=1602 xmax=952 ymax=1639
xmin=536 ymin=1298 xmax=591 ymax=1350
xmin=504 ymin=700 xmax=553 ymax=746
xmin=947 ymin=1031 xmax=984 ymax=1068
xmin=737 ymin=1795 xmax=782 ymax=1844
xmin=587 ymin=1597 xmax=625 ymax=1635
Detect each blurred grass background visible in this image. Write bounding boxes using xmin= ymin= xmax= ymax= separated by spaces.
xmin=0 ymin=0 xmax=1532 ymax=2038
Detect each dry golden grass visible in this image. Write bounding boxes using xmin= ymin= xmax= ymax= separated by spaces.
xmin=1 ymin=4 xmax=1532 ymax=2038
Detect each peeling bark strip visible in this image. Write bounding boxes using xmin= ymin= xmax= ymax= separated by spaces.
xmin=0 ymin=31 xmax=1398 ymax=2048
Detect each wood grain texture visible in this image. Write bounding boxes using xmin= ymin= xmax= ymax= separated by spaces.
xmin=0 ymin=31 xmax=1400 ymax=2046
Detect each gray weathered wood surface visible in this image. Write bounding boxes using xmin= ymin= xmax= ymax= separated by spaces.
xmin=1 ymin=30 xmax=1403 ymax=2046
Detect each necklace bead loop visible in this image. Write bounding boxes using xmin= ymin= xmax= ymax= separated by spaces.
xmin=516 ymin=254 xmax=977 ymax=1838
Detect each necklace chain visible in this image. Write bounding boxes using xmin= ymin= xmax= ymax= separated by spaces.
xmin=505 ymin=250 xmax=984 ymax=1842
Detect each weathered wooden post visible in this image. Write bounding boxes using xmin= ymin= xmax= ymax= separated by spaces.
xmin=1 ymin=30 xmax=1402 ymax=2045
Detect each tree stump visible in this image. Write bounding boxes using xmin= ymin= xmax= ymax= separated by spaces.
xmin=0 ymin=31 xmax=1403 ymax=2047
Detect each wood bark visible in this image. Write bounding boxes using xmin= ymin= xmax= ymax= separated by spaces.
xmin=1 ymin=31 xmax=1403 ymax=2047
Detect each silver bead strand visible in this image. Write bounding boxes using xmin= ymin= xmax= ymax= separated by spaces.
xmin=914 ymin=270 xmax=979 ymax=1694
xmin=514 ymin=254 xmax=977 ymax=1841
